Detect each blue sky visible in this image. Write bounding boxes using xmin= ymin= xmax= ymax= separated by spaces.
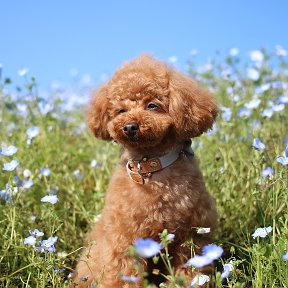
xmin=1 ymin=0 xmax=288 ymax=89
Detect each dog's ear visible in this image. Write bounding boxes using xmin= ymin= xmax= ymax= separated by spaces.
xmin=86 ymin=85 xmax=112 ymax=140
xmin=169 ymin=70 xmax=217 ymax=139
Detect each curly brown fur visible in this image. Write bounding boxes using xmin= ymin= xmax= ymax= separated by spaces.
xmin=72 ymin=54 xmax=218 ymax=287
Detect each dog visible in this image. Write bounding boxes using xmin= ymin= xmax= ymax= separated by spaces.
xmin=72 ymin=54 xmax=218 ymax=287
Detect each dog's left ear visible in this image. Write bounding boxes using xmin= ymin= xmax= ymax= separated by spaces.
xmin=169 ymin=70 xmax=218 ymax=139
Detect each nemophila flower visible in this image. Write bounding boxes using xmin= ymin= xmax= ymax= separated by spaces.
xmin=275 ymin=45 xmax=287 ymax=57
xmin=252 ymin=138 xmax=266 ymax=151
xmin=90 ymin=160 xmax=98 ymax=168
xmin=39 ymin=167 xmax=51 ymax=176
xmin=271 ymin=103 xmax=285 ymax=112
xmin=203 ymin=244 xmax=224 ymax=260
xmin=13 ymin=176 xmax=23 ymax=187
xmin=238 ymin=107 xmax=252 ymax=118
xmin=29 ymin=229 xmax=44 ymax=237
xmin=276 ymin=145 xmax=288 ymax=166
xmin=187 ymin=244 xmax=223 ymax=268
xmin=252 ymin=226 xmax=272 ymax=239
xmin=40 ymin=236 xmax=58 ymax=252
xmin=134 ymin=238 xmax=162 ymax=258
xmin=246 ymin=68 xmax=260 ymax=81
xmin=278 ymin=95 xmax=288 ymax=104
xmin=3 ymin=160 xmax=19 ymax=171
xmin=23 ymin=169 xmax=32 ymax=178
xmin=38 ymin=101 xmax=54 ymax=116
xmin=229 ymin=48 xmax=239 ymax=56
xmin=244 ymin=98 xmax=261 ymax=110
xmin=221 ymin=107 xmax=232 ymax=121
xmin=120 ymin=275 xmax=140 ymax=283
xmin=249 ymin=50 xmax=264 ymax=62
xmin=262 ymin=108 xmax=274 ymax=118
xmin=26 ymin=126 xmax=40 ymax=139
xmin=41 ymin=195 xmax=59 ymax=204
xmin=261 ymin=167 xmax=274 ymax=179
xmin=1 ymin=145 xmax=17 ymax=156
xmin=255 ymin=83 xmax=271 ymax=94
xmin=18 ymin=68 xmax=29 ymax=77
xmin=24 ymin=235 xmax=36 ymax=246
xmin=187 ymin=255 xmax=212 ymax=268
xmin=221 ymin=263 xmax=234 ymax=279
xmin=16 ymin=103 xmax=28 ymax=116
xmin=190 ymin=274 xmax=210 ymax=287
xmin=283 ymin=252 xmax=288 ymax=260
xmin=22 ymin=179 xmax=34 ymax=189
xmin=197 ymin=227 xmax=211 ymax=234
xmin=73 ymin=169 xmax=83 ymax=181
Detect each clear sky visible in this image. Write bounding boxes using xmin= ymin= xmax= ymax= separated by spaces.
xmin=1 ymin=0 xmax=288 ymax=89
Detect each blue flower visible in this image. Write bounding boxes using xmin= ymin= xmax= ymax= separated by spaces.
xmin=252 ymin=226 xmax=272 ymax=239
xmin=203 ymin=244 xmax=224 ymax=260
xmin=262 ymin=108 xmax=274 ymax=118
xmin=134 ymin=238 xmax=162 ymax=258
xmin=190 ymin=274 xmax=210 ymax=287
xmin=283 ymin=252 xmax=288 ymax=261
xmin=246 ymin=68 xmax=260 ymax=81
xmin=29 ymin=229 xmax=44 ymax=237
xmin=252 ymin=138 xmax=266 ymax=151
xmin=120 ymin=275 xmax=140 ymax=283
xmin=186 ymin=244 xmax=223 ymax=268
xmin=26 ymin=126 xmax=40 ymax=139
xmin=22 ymin=179 xmax=34 ymax=189
xmin=221 ymin=263 xmax=234 ymax=279
xmin=1 ymin=145 xmax=17 ymax=156
xmin=3 ymin=160 xmax=19 ymax=171
xmin=24 ymin=236 xmax=37 ymax=246
xmin=186 ymin=255 xmax=212 ymax=268
xmin=244 ymin=98 xmax=261 ymax=110
xmin=276 ymin=146 xmax=288 ymax=166
xmin=0 ymin=184 xmax=18 ymax=203
xmin=221 ymin=107 xmax=232 ymax=121
xmin=90 ymin=160 xmax=98 ymax=168
xmin=278 ymin=95 xmax=288 ymax=104
xmin=40 ymin=236 xmax=58 ymax=252
xmin=39 ymin=167 xmax=51 ymax=176
xmin=238 ymin=107 xmax=252 ymax=118
xmin=41 ymin=195 xmax=59 ymax=204
xmin=261 ymin=167 xmax=274 ymax=178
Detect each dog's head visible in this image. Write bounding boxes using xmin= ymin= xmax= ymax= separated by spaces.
xmin=86 ymin=55 xmax=217 ymax=149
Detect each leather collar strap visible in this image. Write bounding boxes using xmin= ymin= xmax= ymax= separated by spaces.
xmin=126 ymin=150 xmax=184 ymax=184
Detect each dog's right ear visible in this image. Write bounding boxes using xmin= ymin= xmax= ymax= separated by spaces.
xmin=86 ymin=85 xmax=112 ymax=140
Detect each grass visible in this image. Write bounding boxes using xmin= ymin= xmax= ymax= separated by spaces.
xmin=0 ymin=48 xmax=287 ymax=287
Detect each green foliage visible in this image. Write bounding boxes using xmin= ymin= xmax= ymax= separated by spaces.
xmin=0 ymin=49 xmax=287 ymax=287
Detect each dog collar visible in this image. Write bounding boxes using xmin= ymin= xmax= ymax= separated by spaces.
xmin=126 ymin=142 xmax=194 ymax=184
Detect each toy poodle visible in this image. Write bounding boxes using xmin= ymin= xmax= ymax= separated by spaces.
xmin=72 ymin=54 xmax=218 ymax=287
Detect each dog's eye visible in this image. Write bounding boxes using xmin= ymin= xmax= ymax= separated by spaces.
xmin=118 ymin=109 xmax=127 ymax=114
xmin=147 ymin=103 xmax=158 ymax=110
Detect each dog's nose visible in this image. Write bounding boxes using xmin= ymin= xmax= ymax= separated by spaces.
xmin=123 ymin=122 xmax=139 ymax=137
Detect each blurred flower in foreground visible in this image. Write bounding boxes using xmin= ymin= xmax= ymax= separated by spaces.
xmin=90 ymin=160 xmax=98 ymax=168
xmin=73 ymin=169 xmax=83 ymax=181
xmin=283 ymin=252 xmax=288 ymax=260
xmin=186 ymin=244 xmax=223 ymax=268
xmin=1 ymin=145 xmax=17 ymax=156
xmin=134 ymin=238 xmax=162 ymax=258
xmin=221 ymin=263 xmax=234 ymax=279
xmin=120 ymin=275 xmax=140 ymax=283
xmin=190 ymin=274 xmax=210 ymax=287
xmin=246 ymin=68 xmax=260 ymax=81
xmin=276 ymin=145 xmax=288 ymax=166
xmin=23 ymin=169 xmax=32 ymax=178
xmin=221 ymin=107 xmax=232 ymax=121
xmin=252 ymin=138 xmax=266 ymax=151
xmin=252 ymin=226 xmax=272 ymax=239
xmin=244 ymin=98 xmax=261 ymax=110
xmin=275 ymin=45 xmax=287 ymax=57
xmin=18 ymin=68 xmax=29 ymax=77
xmin=41 ymin=195 xmax=59 ymax=204
xmin=229 ymin=48 xmax=239 ymax=56
xmin=261 ymin=167 xmax=274 ymax=179
xmin=3 ymin=160 xmax=19 ymax=171
xmin=249 ymin=50 xmax=264 ymax=62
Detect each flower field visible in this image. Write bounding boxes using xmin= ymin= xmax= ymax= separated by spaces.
xmin=0 ymin=48 xmax=287 ymax=287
